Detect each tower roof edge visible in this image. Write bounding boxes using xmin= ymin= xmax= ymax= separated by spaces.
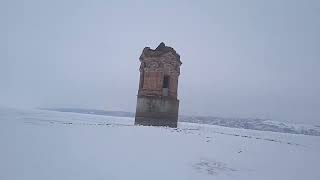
xmin=140 ymin=42 xmax=181 ymax=64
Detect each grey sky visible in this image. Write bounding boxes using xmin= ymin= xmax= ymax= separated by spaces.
xmin=2 ymin=0 xmax=320 ymax=123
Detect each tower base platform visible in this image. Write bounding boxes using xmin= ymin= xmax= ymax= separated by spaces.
xmin=135 ymin=96 xmax=179 ymax=128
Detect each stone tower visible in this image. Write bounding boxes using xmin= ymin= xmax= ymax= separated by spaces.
xmin=135 ymin=42 xmax=182 ymax=128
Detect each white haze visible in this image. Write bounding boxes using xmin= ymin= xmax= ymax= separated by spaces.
xmin=2 ymin=0 xmax=320 ymax=124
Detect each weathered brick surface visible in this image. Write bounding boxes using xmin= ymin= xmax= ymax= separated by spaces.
xmin=135 ymin=42 xmax=182 ymax=127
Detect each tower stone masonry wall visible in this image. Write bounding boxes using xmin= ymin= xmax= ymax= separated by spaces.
xmin=135 ymin=42 xmax=182 ymax=128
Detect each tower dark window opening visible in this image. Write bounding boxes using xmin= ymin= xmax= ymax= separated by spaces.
xmin=163 ymin=76 xmax=170 ymax=88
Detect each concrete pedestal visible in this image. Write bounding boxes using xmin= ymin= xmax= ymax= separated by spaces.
xmin=135 ymin=96 xmax=179 ymax=128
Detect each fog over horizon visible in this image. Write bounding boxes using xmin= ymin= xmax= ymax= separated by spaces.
xmin=2 ymin=0 xmax=320 ymax=124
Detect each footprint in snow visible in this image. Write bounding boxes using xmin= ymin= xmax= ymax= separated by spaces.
xmin=193 ymin=158 xmax=236 ymax=176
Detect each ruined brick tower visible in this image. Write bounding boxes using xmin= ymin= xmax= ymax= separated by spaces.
xmin=135 ymin=42 xmax=182 ymax=128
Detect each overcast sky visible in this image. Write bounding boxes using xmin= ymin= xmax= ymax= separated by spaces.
xmin=2 ymin=0 xmax=320 ymax=124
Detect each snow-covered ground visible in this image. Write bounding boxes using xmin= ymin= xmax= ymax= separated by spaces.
xmin=1 ymin=108 xmax=320 ymax=180
xmin=45 ymin=108 xmax=320 ymax=136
